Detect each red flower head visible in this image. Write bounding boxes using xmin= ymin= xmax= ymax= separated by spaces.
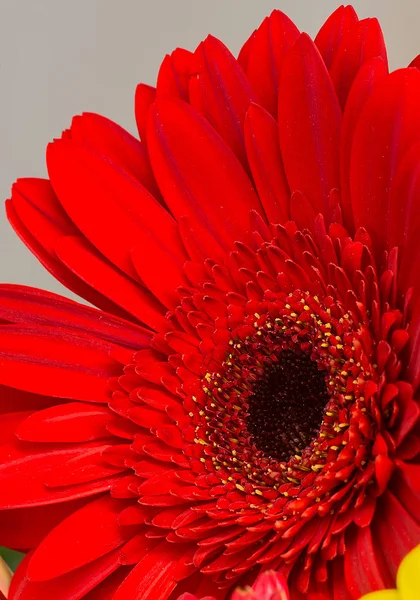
xmin=2 ymin=5 xmax=420 ymax=600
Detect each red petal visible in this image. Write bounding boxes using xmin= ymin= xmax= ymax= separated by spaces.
xmin=55 ymin=235 xmax=166 ymax=330
xmin=9 ymin=550 xmax=121 ymax=600
xmin=0 ymin=284 xmax=152 ymax=348
xmin=131 ymin=239 xmax=189 ymax=309
xmin=344 ymin=525 xmax=393 ymax=597
xmin=351 ymin=68 xmax=420 ymax=256
xmin=329 ymin=18 xmax=388 ymax=108
xmin=157 ymin=49 xmax=193 ymax=102
xmin=189 ymin=35 xmax=256 ymax=165
xmin=28 ymin=496 xmax=129 ymax=580
xmin=17 ymin=402 xmax=114 ymax=443
xmin=113 ymin=541 xmax=192 ymax=600
xmin=244 ymin=103 xmax=290 ymax=223
xmin=0 ymin=440 xmax=120 ymax=508
xmin=410 ymin=54 xmax=420 ymax=69
xmin=70 ymin=113 xmax=162 ymax=201
xmin=47 ymin=139 xmax=185 ymax=280
xmin=340 ymin=57 xmax=388 ymax=231
xmin=373 ymin=489 xmax=420 ymax=579
xmin=147 ymin=99 xmax=262 ymax=249
xmin=135 ymin=83 xmax=156 ymax=142
xmin=5 ymin=199 xmax=132 ymax=320
xmin=10 ymin=178 xmax=77 ymax=255
xmin=244 ymin=10 xmax=299 ymax=117
xmin=314 ymin=6 xmax=358 ymax=70
xmin=0 ymin=385 xmax=59 ymax=416
xmin=278 ymin=34 xmax=341 ymax=216
xmin=0 ymin=325 xmax=119 ymax=401
xmin=0 ymin=498 xmax=90 ymax=550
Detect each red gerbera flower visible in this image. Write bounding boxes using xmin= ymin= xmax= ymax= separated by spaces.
xmin=2 ymin=5 xmax=420 ymax=599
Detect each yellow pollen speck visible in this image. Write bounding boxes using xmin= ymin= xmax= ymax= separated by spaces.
xmin=236 ymin=484 xmax=245 ymax=492
xmin=254 ymin=489 xmax=263 ymax=496
xmin=189 ymin=412 xmax=194 ymax=418
xmin=304 ymin=305 xmax=310 ymax=311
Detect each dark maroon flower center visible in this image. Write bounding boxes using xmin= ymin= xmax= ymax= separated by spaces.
xmin=247 ymin=350 xmax=329 ymax=461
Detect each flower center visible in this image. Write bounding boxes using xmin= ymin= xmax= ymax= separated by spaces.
xmin=247 ymin=350 xmax=329 ymax=461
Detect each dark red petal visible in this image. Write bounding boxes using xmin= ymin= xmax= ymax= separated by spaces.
xmin=244 ymin=10 xmax=299 ymax=117
xmin=147 ymin=99 xmax=262 ymax=249
xmin=278 ymin=33 xmax=341 ymax=216
xmin=244 ymin=103 xmax=290 ymax=223
xmin=373 ymin=490 xmax=420 ymax=579
xmin=0 ymin=385 xmax=60 ymax=415
xmin=351 ymin=68 xmax=420 ymax=255
xmin=344 ymin=522 xmax=393 ymax=597
xmin=314 ymin=6 xmax=358 ymax=70
xmin=410 ymin=54 xmax=420 ymax=69
xmin=0 ymin=498 xmax=90 ymax=550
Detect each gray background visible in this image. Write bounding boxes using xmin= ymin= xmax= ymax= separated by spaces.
xmin=1 ymin=0 xmax=418 ymax=302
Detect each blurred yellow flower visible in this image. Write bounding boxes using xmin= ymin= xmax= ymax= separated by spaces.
xmin=359 ymin=544 xmax=420 ymax=600
xmin=0 ymin=555 xmax=12 ymax=598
